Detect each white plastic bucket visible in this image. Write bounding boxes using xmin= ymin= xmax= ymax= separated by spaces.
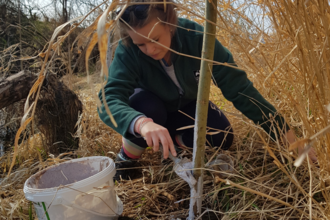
xmin=24 ymin=156 xmax=123 ymax=220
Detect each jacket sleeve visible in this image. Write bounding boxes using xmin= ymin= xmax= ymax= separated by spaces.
xmin=98 ymin=42 xmax=144 ymax=139
xmin=211 ymin=39 xmax=288 ymax=139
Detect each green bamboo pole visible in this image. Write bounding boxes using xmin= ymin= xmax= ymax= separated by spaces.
xmin=190 ymin=0 xmax=217 ymax=217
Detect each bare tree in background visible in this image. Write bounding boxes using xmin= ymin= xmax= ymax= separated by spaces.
xmin=18 ymin=0 xmax=22 ymax=71
xmin=60 ymin=0 xmax=68 ymax=22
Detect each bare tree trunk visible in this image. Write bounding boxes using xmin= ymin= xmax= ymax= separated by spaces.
xmin=0 ymin=4 xmax=6 ymax=21
xmin=0 ymin=71 xmax=36 ymax=109
xmin=62 ymin=0 xmax=68 ymax=22
xmin=189 ymin=0 xmax=218 ymax=218
xmin=18 ymin=0 xmax=23 ymax=71
xmin=54 ymin=0 xmax=57 ymax=27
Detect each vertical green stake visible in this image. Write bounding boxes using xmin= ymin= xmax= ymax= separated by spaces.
xmin=29 ymin=202 xmax=33 ymax=220
xmin=42 ymin=202 xmax=50 ymax=220
xmin=190 ymin=0 xmax=218 ymax=217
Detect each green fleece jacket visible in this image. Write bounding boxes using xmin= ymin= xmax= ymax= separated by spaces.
xmin=98 ymin=18 xmax=287 ymax=140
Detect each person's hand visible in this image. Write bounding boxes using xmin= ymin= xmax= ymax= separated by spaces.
xmin=136 ymin=119 xmax=177 ymax=159
xmin=286 ymin=130 xmax=318 ymax=163
xmin=297 ymin=144 xmax=317 ymax=163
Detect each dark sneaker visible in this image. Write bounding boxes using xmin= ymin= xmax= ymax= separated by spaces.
xmin=174 ymin=134 xmax=192 ymax=155
xmin=113 ymin=154 xmax=137 ymax=182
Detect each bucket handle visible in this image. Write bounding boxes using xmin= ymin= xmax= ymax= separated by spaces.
xmin=61 ymin=201 xmax=119 ymax=217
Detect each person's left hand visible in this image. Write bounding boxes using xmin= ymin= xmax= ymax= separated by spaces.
xmin=286 ymin=130 xmax=318 ymax=163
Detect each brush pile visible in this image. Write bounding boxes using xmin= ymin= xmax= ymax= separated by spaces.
xmin=1 ymin=0 xmax=330 ymax=219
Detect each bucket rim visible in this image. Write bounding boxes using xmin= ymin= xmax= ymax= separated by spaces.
xmin=24 ymin=156 xmax=115 ymax=193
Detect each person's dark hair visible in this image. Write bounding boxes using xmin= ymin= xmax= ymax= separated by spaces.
xmin=118 ymin=0 xmax=178 ymax=46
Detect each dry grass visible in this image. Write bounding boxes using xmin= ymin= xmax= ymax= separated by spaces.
xmin=1 ymin=0 xmax=330 ymax=219
xmin=0 ymin=79 xmax=325 ymax=219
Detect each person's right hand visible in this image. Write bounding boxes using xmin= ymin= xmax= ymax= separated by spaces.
xmin=297 ymin=144 xmax=318 ymax=163
xmin=139 ymin=121 xmax=177 ymax=159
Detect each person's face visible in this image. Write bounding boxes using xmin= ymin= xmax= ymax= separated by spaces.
xmin=127 ymin=19 xmax=172 ymax=60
